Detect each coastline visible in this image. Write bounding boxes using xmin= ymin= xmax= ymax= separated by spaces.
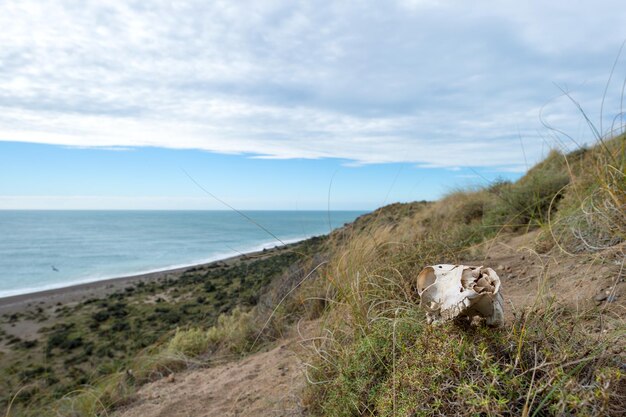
xmin=0 ymin=242 xmax=297 ymax=315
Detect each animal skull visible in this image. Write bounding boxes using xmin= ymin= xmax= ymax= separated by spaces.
xmin=416 ymin=264 xmax=504 ymax=326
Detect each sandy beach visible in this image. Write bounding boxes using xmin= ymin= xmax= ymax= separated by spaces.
xmin=0 ymin=243 xmax=293 ymax=316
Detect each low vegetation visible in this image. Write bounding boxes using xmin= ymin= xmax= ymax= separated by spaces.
xmin=305 ymin=307 xmax=622 ymax=416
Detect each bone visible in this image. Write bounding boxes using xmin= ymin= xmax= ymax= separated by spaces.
xmin=416 ymin=264 xmax=504 ymax=326
xmin=474 ymin=276 xmax=494 ymax=293
xmin=471 ymin=267 xmax=482 ymax=279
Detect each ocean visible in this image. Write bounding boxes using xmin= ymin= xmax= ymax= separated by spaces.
xmin=0 ymin=210 xmax=365 ymax=298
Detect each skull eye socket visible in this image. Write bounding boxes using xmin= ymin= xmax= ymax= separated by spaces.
xmin=416 ymin=267 xmax=437 ymax=294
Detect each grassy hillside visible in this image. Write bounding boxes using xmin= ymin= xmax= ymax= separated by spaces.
xmin=301 ymin=135 xmax=625 ymax=416
xmin=4 ymin=135 xmax=624 ymax=416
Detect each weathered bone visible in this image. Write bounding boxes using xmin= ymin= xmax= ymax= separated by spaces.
xmin=416 ymin=264 xmax=504 ymax=326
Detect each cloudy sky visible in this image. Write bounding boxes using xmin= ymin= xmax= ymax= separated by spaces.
xmin=1 ymin=0 xmax=625 ymax=209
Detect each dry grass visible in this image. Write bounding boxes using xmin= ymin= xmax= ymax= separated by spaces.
xmin=546 ymin=135 xmax=625 ymax=253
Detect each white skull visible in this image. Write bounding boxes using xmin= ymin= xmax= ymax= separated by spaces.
xmin=416 ymin=264 xmax=504 ymax=326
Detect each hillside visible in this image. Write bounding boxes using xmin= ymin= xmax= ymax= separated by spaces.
xmin=4 ymin=135 xmax=625 ymax=416
xmin=300 ymin=136 xmax=625 ymax=416
xmin=111 ymin=228 xmax=623 ymax=417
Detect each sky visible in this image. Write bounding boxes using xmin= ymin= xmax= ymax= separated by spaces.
xmin=1 ymin=0 xmax=625 ymax=210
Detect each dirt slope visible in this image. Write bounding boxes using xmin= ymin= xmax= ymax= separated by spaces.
xmin=115 ymin=232 xmax=624 ymax=417
xmin=476 ymin=231 xmax=624 ymax=329
xmin=115 ymin=337 xmax=307 ymax=417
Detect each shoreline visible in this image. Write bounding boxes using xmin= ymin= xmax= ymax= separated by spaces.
xmin=0 ymin=242 xmax=297 ymax=315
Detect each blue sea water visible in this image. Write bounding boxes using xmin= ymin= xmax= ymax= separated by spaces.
xmin=0 ymin=210 xmax=365 ymax=298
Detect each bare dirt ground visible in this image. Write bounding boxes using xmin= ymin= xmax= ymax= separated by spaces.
xmin=477 ymin=231 xmax=624 ymax=330
xmin=115 ymin=325 xmax=313 ymax=417
xmin=115 ymin=232 xmax=625 ymax=417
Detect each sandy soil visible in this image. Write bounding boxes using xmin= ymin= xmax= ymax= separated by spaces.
xmin=112 ymin=231 xmax=625 ymax=417
xmin=115 ymin=327 xmax=312 ymax=417
xmin=477 ymin=231 xmax=624 ymax=325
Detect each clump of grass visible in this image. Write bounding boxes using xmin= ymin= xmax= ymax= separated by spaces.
xmin=483 ymin=150 xmax=571 ymax=231
xmin=153 ymin=308 xmax=258 ymax=366
xmin=205 ymin=306 xmax=257 ymax=355
xmin=546 ymin=134 xmax=625 ymax=253
xmin=165 ymin=327 xmax=211 ymax=357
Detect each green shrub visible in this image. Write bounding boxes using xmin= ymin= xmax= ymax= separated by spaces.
xmin=206 ymin=306 xmax=257 ymax=355
xmin=91 ymin=310 xmax=110 ymax=323
xmin=165 ymin=327 xmax=210 ymax=357
xmin=483 ymin=151 xmax=570 ymax=230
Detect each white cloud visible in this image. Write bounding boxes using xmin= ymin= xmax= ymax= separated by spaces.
xmin=0 ymin=0 xmax=624 ymax=169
